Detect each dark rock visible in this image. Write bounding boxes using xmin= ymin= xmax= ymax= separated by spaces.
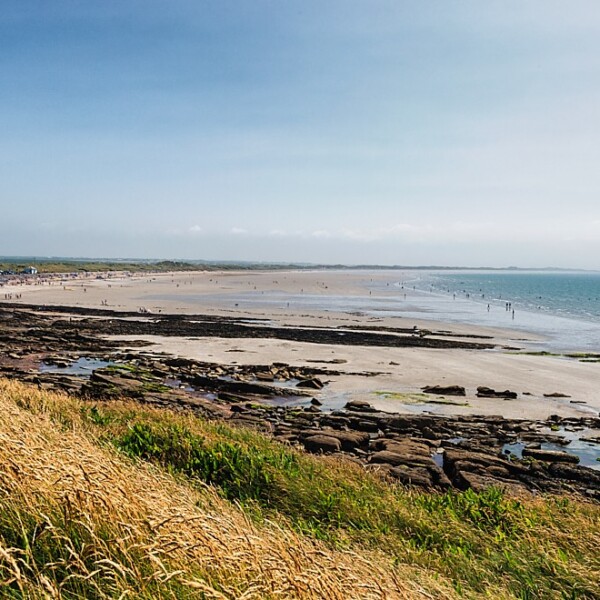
xmin=345 ymin=399 xmax=376 ymax=412
xmin=580 ymin=436 xmax=600 ymax=445
xmin=353 ymin=420 xmax=380 ymax=433
xmin=522 ymin=448 xmax=580 ymax=464
xmin=297 ymin=377 xmax=324 ymax=390
xmin=443 ymin=448 xmax=528 ymax=479
xmin=299 ymin=429 xmax=369 ymax=452
xmin=389 ymin=465 xmax=433 ymax=488
xmin=548 ymin=463 xmax=600 ymax=486
xmin=422 ymin=385 xmax=466 ymax=396
xmin=302 ymin=435 xmax=342 ymax=454
xmin=477 ymin=386 xmax=518 ymax=399
xmin=454 ymin=471 xmax=532 ymax=495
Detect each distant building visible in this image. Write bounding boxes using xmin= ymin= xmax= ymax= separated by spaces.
xmin=22 ymin=266 xmax=38 ymax=275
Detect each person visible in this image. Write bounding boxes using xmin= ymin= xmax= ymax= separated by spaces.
xmin=487 ymin=304 xmax=490 ymax=312
xmin=512 ymin=309 xmax=515 ymax=320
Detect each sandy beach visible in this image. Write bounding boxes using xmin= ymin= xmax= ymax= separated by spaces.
xmin=4 ymin=269 xmax=600 ymax=420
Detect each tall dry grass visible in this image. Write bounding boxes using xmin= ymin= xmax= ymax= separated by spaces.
xmin=0 ymin=379 xmax=455 ymax=599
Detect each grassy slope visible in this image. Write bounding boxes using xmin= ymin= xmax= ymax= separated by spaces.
xmin=1 ymin=379 xmax=599 ymax=599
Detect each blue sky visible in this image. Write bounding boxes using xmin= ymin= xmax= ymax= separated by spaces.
xmin=1 ymin=1 xmax=600 ymax=267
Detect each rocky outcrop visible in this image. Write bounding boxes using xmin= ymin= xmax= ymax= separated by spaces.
xmin=477 ymin=386 xmax=518 ymax=399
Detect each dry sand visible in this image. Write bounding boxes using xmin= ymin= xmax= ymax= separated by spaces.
xmin=4 ymin=269 xmax=600 ymax=419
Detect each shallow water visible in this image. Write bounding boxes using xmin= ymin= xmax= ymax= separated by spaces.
xmin=503 ymin=427 xmax=600 ymax=471
xmin=40 ymin=357 xmax=111 ymax=376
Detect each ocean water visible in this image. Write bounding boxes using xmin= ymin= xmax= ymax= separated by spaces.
xmin=417 ymin=271 xmax=600 ymax=324
xmin=398 ymin=270 xmax=600 ymax=352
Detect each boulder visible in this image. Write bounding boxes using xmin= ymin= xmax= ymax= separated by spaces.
xmin=302 ymin=435 xmax=342 ymax=454
xmin=344 ymin=399 xmax=376 ymax=412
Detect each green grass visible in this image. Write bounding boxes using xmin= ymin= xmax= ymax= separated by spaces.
xmin=66 ymin=403 xmax=599 ymax=598
xmin=6 ymin=385 xmax=600 ymax=598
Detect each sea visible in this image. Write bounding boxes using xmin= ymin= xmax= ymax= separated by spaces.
xmin=397 ymin=270 xmax=600 ymax=352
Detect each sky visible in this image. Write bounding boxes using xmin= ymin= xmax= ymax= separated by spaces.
xmin=1 ymin=1 xmax=600 ymax=268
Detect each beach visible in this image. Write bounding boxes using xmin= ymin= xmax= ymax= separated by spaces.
xmin=4 ymin=268 xmax=600 ymax=421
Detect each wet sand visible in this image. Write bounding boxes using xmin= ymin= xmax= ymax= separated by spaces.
xmin=4 ymin=269 xmax=600 ymax=419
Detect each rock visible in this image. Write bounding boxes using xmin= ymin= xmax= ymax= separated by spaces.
xmin=443 ymin=448 xmax=528 ymax=479
xmin=310 ymin=397 xmax=323 ymax=406
xmin=580 ymin=436 xmax=600 ymax=445
xmin=255 ymin=371 xmax=275 ymax=382
xmin=353 ymin=419 xmax=379 ymax=433
xmin=299 ymin=429 xmax=369 ymax=452
xmin=297 ymin=377 xmax=324 ymax=390
xmin=543 ymin=392 xmax=571 ymax=398
xmin=345 ymin=399 xmax=376 ymax=412
xmin=302 ymin=435 xmax=342 ymax=454
xmin=372 ymin=438 xmax=431 ymax=455
xmin=422 ymin=385 xmax=466 ymax=396
xmin=388 ymin=465 xmax=433 ymax=488
xmin=522 ymin=448 xmax=580 ymax=464
xmin=369 ymin=450 xmax=435 ymax=470
xmin=476 ymin=386 xmax=518 ymax=399
xmin=454 ymin=471 xmax=531 ymax=496
xmin=548 ymin=463 xmax=600 ymax=486
xmin=422 ymin=426 xmax=440 ymax=440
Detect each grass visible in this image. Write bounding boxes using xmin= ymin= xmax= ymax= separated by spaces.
xmin=2 ymin=379 xmax=600 ymax=598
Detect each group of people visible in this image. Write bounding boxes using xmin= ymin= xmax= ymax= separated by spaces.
xmin=505 ymin=302 xmax=515 ymax=319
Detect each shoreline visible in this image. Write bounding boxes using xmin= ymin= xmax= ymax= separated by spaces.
xmin=4 ymin=267 xmax=599 ymax=353
xmin=1 ymin=286 xmax=599 ymax=494
xmin=0 ymin=269 xmax=599 ymax=421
